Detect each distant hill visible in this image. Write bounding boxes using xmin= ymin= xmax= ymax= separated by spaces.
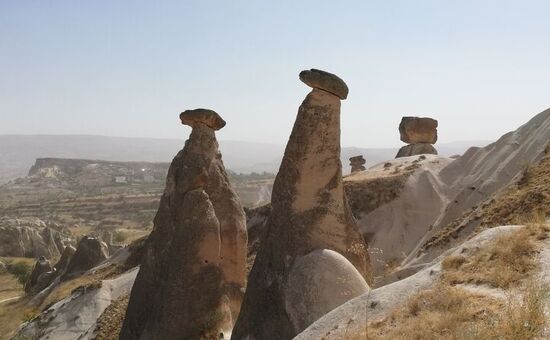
xmin=0 ymin=135 xmax=491 ymax=183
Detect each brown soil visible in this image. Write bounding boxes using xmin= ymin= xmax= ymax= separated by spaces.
xmin=93 ymin=294 xmax=129 ymax=340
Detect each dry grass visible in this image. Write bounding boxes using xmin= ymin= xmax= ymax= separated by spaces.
xmin=367 ymin=284 xmax=502 ymax=340
xmin=366 ymin=225 xmax=550 ymax=340
xmin=442 ymin=225 xmax=543 ymax=289
xmin=465 ymin=282 xmax=550 ymax=339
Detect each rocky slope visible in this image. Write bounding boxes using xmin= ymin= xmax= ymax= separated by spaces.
xmin=0 ymin=217 xmax=73 ymax=258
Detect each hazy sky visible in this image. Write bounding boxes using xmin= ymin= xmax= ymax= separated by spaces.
xmin=1 ymin=1 xmax=549 ymax=147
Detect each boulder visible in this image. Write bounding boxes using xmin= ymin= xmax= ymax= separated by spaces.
xmin=121 ymin=110 xmax=246 ymax=339
xmin=396 ymin=143 xmax=438 ymax=158
xmin=349 ymin=155 xmax=366 ymax=173
xmin=25 ymin=256 xmax=52 ymax=293
xmin=180 ymin=108 xmax=226 ymax=130
xmin=62 ymin=236 xmax=108 ymax=279
xmin=232 ymin=70 xmax=371 ymax=340
xmin=399 ymin=116 xmax=438 ymax=144
xmin=299 ymin=69 xmax=349 ymax=99
xmin=284 ymin=249 xmax=370 ymax=333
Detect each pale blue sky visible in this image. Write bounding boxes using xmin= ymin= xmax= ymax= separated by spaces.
xmin=1 ymin=1 xmax=549 ymax=147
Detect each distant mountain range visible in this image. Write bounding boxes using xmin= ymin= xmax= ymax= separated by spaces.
xmin=0 ymin=134 xmax=491 ymax=183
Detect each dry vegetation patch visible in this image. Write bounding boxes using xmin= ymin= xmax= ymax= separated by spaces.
xmin=366 ymin=224 xmax=550 ymax=339
xmin=442 ymin=224 xmax=544 ymax=289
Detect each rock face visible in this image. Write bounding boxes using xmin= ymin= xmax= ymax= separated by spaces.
xmin=232 ymin=70 xmax=371 ymax=340
xmin=396 ymin=143 xmax=437 ymax=158
xmin=396 ymin=117 xmax=438 ymax=158
xmin=0 ymin=217 xmax=71 ymax=258
xmin=285 ymin=249 xmax=370 ymax=333
xmin=299 ymin=69 xmax=349 ymax=99
xmin=54 ymin=245 xmax=76 ymax=274
xmin=120 ymin=109 xmax=247 ymax=339
xmin=63 ymin=236 xmax=108 ymax=279
xmin=399 ymin=117 xmax=438 ymax=144
xmin=25 ymin=256 xmax=52 ymax=293
xmin=349 ymin=155 xmax=366 ymax=173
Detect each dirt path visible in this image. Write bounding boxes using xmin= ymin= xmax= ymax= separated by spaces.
xmin=0 ymin=296 xmax=20 ymax=304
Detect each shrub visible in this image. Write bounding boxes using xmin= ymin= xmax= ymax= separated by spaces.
xmin=7 ymin=261 xmax=32 ymax=285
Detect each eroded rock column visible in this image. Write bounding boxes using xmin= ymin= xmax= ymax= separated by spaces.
xmin=120 ymin=109 xmax=247 ymax=339
xmin=232 ymin=69 xmax=372 ymax=340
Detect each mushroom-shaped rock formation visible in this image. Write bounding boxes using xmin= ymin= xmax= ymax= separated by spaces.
xmin=180 ymin=108 xmax=226 ymax=130
xmin=396 ymin=116 xmax=438 ymax=158
xmin=299 ymin=68 xmax=349 ymax=99
xmin=232 ymin=70 xmax=371 ymax=340
xmin=121 ymin=109 xmax=247 ymax=339
xmin=62 ymin=236 xmax=108 ymax=279
xmin=25 ymin=256 xmax=52 ymax=293
xmin=284 ymin=249 xmax=370 ymax=333
xmin=349 ymin=155 xmax=367 ymax=173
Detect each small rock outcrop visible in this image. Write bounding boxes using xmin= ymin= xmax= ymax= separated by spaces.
xmin=62 ymin=236 xmax=108 ymax=279
xmin=232 ymin=69 xmax=371 ymax=340
xmin=349 ymin=155 xmax=366 ymax=173
xmin=54 ymin=245 xmax=76 ymax=274
xmin=120 ymin=109 xmax=247 ymax=339
xmin=25 ymin=256 xmax=52 ymax=293
xmin=396 ymin=117 xmax=438 ymax=158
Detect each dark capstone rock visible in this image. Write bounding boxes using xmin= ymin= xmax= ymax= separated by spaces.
xmin=399 ymin=117 xmax=438 ymax=144
xmin=299 ymin=69 xmax=349 ymax=99
xmin=180 ymin=108 xmax=226 ymax=130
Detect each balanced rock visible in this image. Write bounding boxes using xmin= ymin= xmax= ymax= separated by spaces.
xmin=25 ymin=256 xmax=52 ymax=293
xmin=121 ymin=109 xmax=246 ymax=339
xmin=62 ymin=236 xmax=108 ymax=279
xmin=232 ymin=70 xmax=371 ymax=340
xmin=180 ymin=108 xmax=226 ymax=130
xmin=396 ymin=143 xmax=438 ymax=158
xmin=349 ymin=155 xmax=366 ymax=173
xmin=299 ymin=69 xmax=349 ymax=99
xmin=399 ymin=116 xmax=438 ymax=144
xmin=285 ymin=249 xmax=370 ymax=333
